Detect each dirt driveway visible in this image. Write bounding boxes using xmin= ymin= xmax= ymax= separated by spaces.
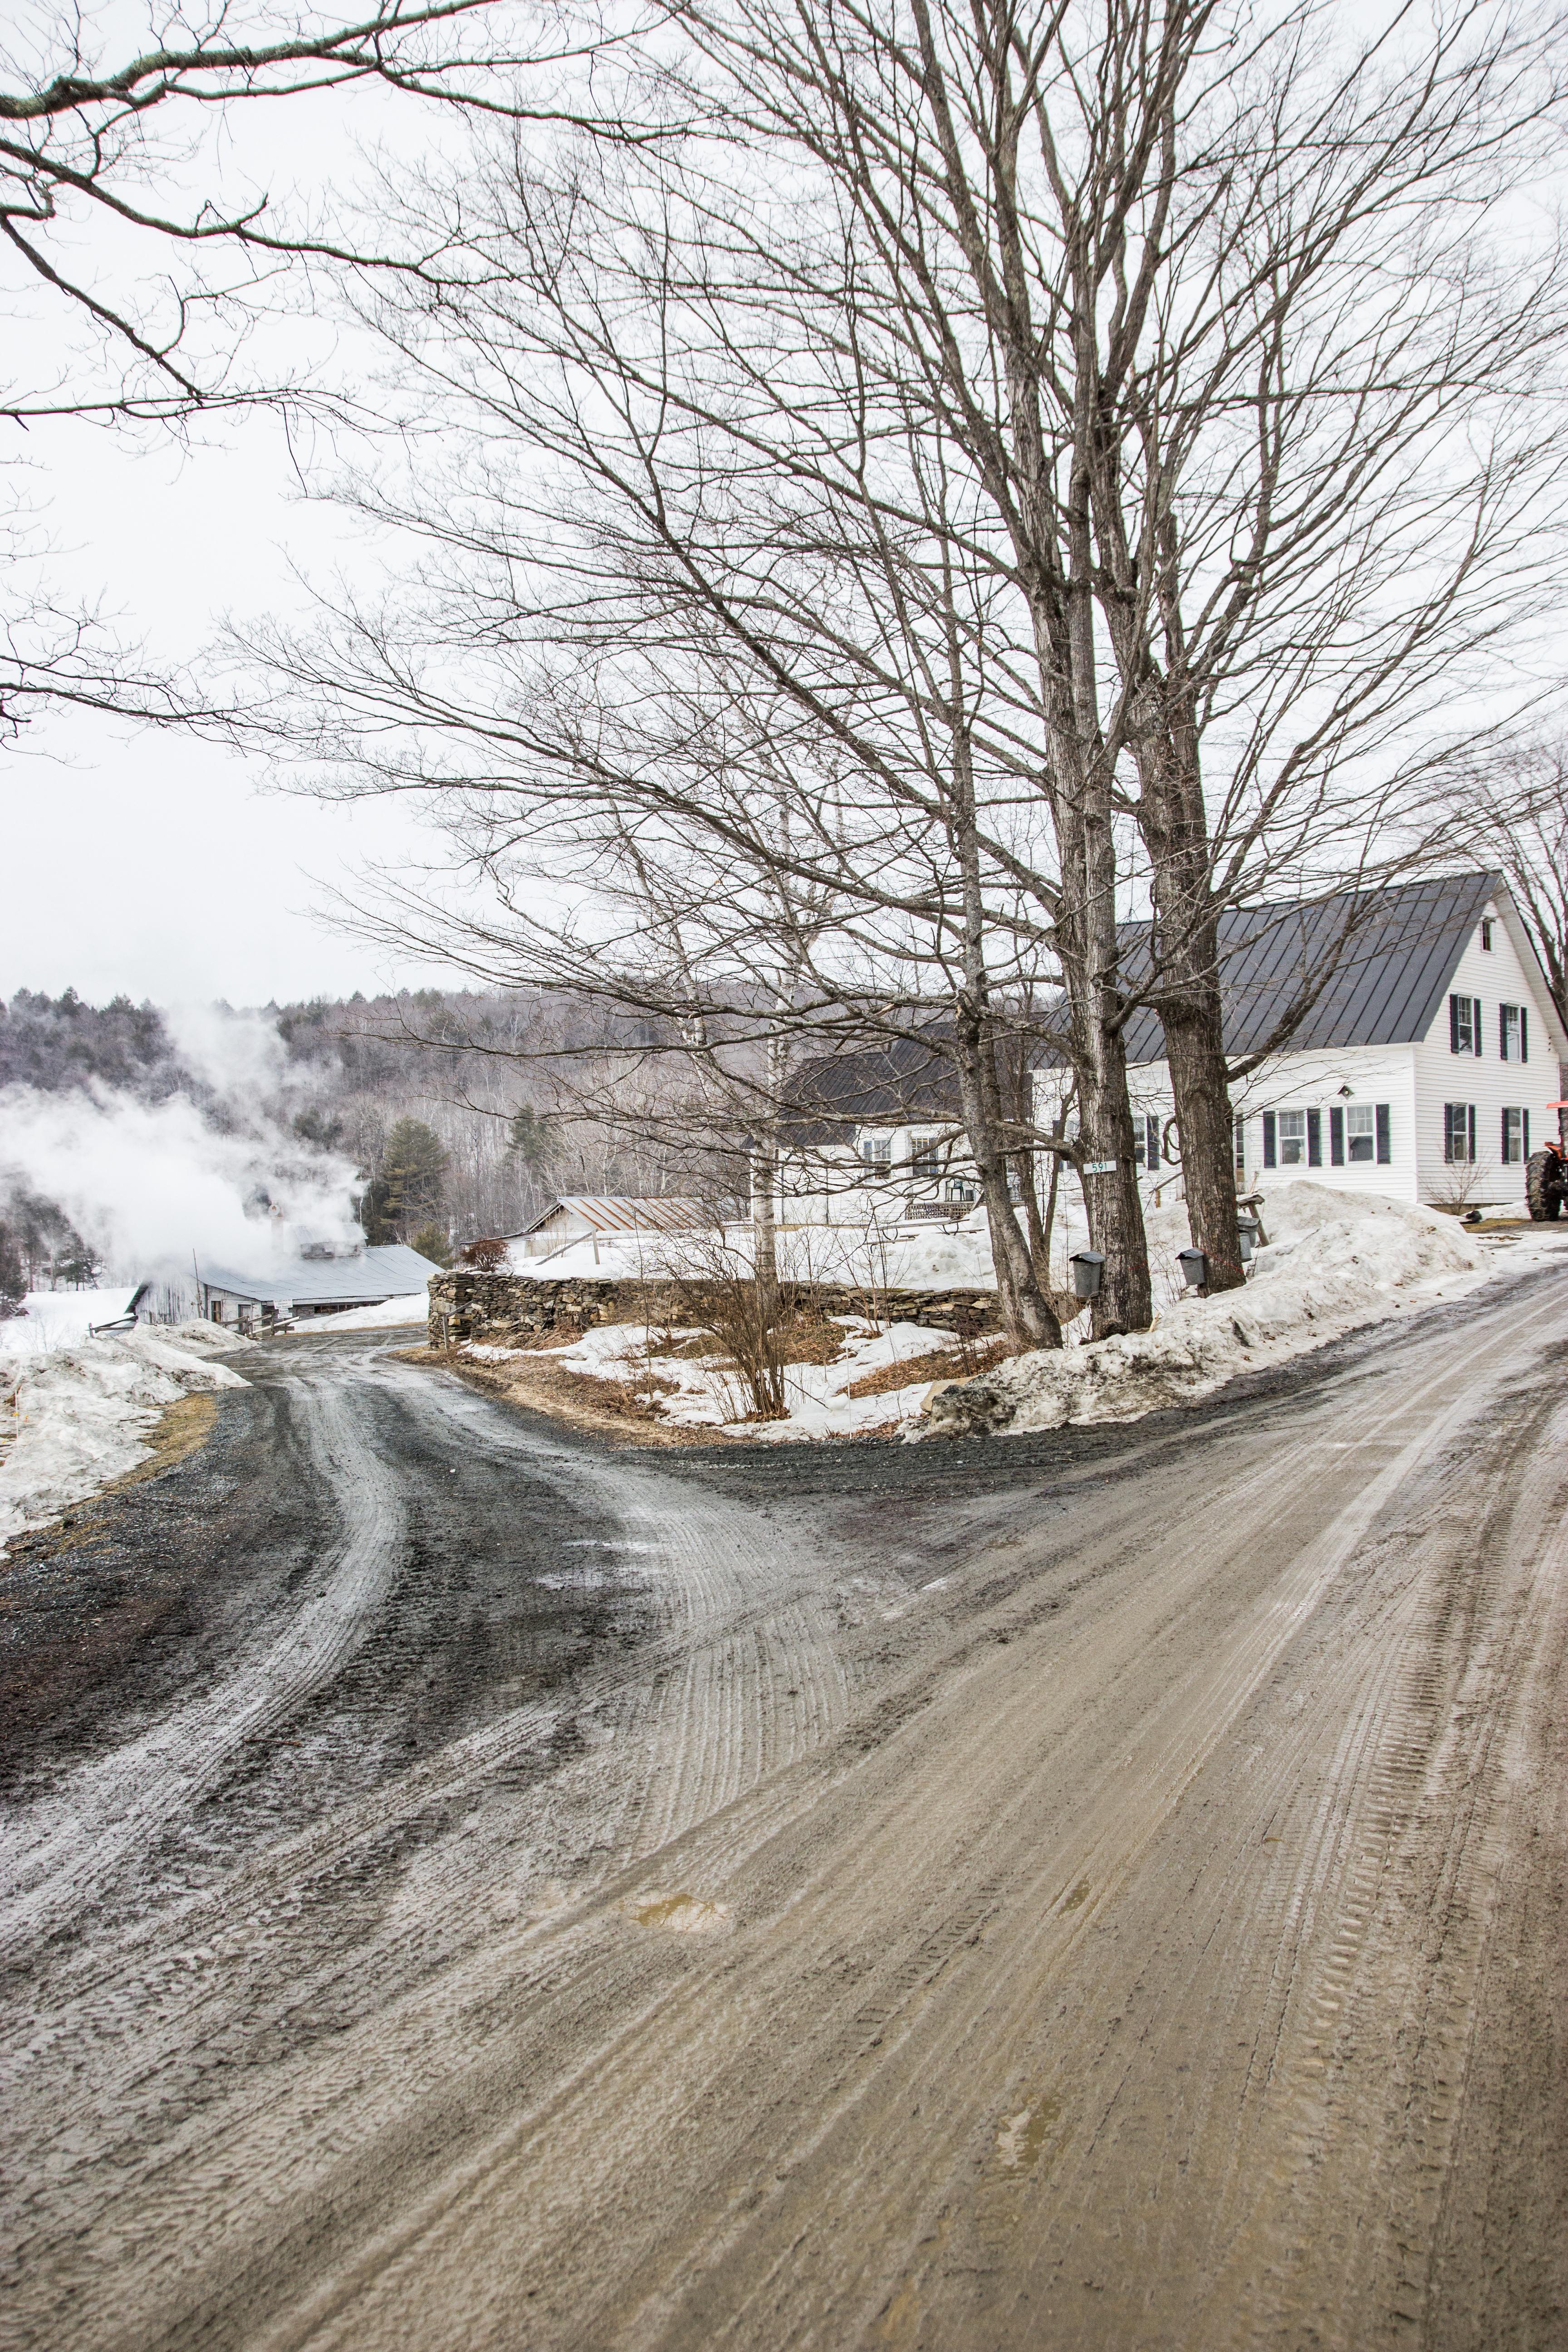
xmin=3 ymin=1260 xmax=1567 ymax=2351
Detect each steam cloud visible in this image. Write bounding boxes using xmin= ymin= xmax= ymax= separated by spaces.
xmin=0 ymin=1007 xmax=363 ymax=1280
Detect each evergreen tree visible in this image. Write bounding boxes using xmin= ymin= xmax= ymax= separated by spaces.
xmin=369 ymin=1119 xmax=448 ymax=1243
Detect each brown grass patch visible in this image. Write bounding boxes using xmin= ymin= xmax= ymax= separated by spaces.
xmin=402 ymin=1346 xmax=735 ymax=1447
xmin=842 ymin=1336 xmax=1009 ymax=1400
xmin=643 ymin=1328 xmax=721 ymax=1360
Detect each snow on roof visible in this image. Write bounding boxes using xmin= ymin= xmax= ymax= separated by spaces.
xmin=199 ymin=1243 xmax=441 ymax=1306
xmin=506 ymin=1196 xmax=713 ymax=1240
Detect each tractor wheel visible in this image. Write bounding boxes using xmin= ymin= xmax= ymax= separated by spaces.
xmin=1525 ymin=1150 xmax=1562 ymax=1221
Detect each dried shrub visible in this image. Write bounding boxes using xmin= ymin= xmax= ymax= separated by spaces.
xmin=663 ymin=1239 xmax=790 ymax=1419
xmin=843 ymin=1336 xmax=1008 ymax=1400
xmin=460 ymin=1236 xmax=511 ymax=1272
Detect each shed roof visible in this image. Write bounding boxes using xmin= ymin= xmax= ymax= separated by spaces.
xmin=201 ymin=1242 xmax=441 ymax=1307
xmin=506 ymin=1196 xmax=712 ymax=1240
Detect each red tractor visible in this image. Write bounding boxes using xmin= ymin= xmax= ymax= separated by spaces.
xmin=1526 ymin=1104 xmax=1568 ymax=1220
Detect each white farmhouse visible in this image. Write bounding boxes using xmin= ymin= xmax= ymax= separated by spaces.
xmin=777 ymin=1034 xmax=981 ymax=1229
xmin=1065 ymin=873 xmax=1567 ymax=1213
xmin=774 ymin=875 xmax=1564 ymax=1231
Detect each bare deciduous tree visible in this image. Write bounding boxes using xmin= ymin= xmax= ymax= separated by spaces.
xmin=1429 ymin=735 xmax=1568 ymax=1037
xmin=1 ymin=0 xmax=646 ymax=730
xmin=219 ymin=0 xmax=1567 ymax=1343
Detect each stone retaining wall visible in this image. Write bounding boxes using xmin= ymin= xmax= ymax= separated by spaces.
xmin=426 ymin=1269 xmax=1000 ymax=1348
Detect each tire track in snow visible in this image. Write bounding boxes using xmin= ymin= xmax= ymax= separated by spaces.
xmin=0 ymin=1376 xmax=407 ymax=1962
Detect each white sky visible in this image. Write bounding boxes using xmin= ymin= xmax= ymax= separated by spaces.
xmin=1 ymin=14 xmax=477 ymax=1009
xmin=3 ymin=415 xmax=456 ymax=1005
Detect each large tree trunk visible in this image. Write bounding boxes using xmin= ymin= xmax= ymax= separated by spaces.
xmin=1036 ymin=510 xmax=1152 ymax=1339
xmin=951 ymin=731 xmax=1063 ymax=1354
xmin=1137 ymin=715 xmax=1245 ymax=1295
xmin=953 ymin=1042 xmax=1062 ymax=1353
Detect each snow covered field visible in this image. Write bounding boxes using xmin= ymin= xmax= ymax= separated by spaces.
xmin=502 ymin=1217 xmax=1000 ymax=1290
xmin=0 ymin=1322 xmax=252 ymax=1555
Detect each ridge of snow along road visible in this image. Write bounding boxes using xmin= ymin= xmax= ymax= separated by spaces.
xmin=917 ymin=1186 xmax=1514 ymax=1439
xmin=0 ymin=1320 xmax=251 ymax=1556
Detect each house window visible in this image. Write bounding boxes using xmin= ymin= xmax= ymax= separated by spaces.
xmin=1277 ymin=1109 xmax=1307 ymax=1166
xmin=1444 ymin=1103 xmax=1476 ymax=1164
xmin=1345 ymin=1104 xmax=1376 ymax=1163
xmin=1132 ymin=1115 xmax=1161 ymax=1171
xmin=1499 ymin=1003 xmax=1528 ymax=1063
xmin=911 ymin=1134 xmax=940 ymax=1181
xmin=1502 ymin=1108 xmax=1529 ymax=1165
xmin=1449 ymin=993 xmax=1482 ymax=1055
xmin=1480 ymin=918 xmax=1494 ymax=951
xmin=861 ymin=1135 xmax=892 ymax=1170
xmin=1234 ymin=1114 xmax=1246 ymax=1178
xmin=945 ymin=1178 xmax=976 ymax=1205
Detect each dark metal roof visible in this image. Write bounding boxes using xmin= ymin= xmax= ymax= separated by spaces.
xmin=776 ymin=877 xmax=1525 ymax=1123
xmin=782 ymin=1033 xmax=964 ymax=1145
xmin=1118 ymin=872 xmax=1499 ymax=1063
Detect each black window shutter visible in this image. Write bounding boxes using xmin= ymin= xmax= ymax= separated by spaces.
xmin=1499 ymin=1004 xmax=1507 ymax=1058
xmin=1450 ymin=993 xmax=1460 ymax=1052
xmin=1147 ymin=1115 xmax=1160 ymax=1171
xmin=1468 ymin=1103 xmax=1476 ymax=1161
xmin=1307 ymin=1108 xmax=1322 ymax=1166
xmin=1330 ymin=1106 xmax=1345 ymax=1165
xmin=1376 ymin=1104 xmax=1391 ymax=1164
xmin=1263 ymin=1111 xmax=1277 ymax=1168
xmin=1521 ymin=1008 xmax=1529 ymax=1063
xmin=1474 ymin=997 xmax=1483 ymax=1055
xmin=1524 ymin=1109 xmax=1530 ymax=1156
xmin=1502 ymin=1107 xmax=1510 ymax=1162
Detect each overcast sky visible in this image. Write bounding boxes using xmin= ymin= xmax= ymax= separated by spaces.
xmin=1 ymin=16 xmax=471 ymax=1011
xmin=5 ymin=409 xmax=453 ymax=1008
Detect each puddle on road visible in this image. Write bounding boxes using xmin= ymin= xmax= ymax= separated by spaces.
xmin=623 ymin=1891 xmax=733 ymax=1936
xmin=995 ymin=2095 xmax=1062 ymax=2175
xmin=1059 ymin=1878 xmax=1091 ymax=1912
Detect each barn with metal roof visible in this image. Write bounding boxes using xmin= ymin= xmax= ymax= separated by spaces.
xmin=198 ymin=1243 xmax=443 ymax=1325
xmin=504 ymin=1196 xmax=713 ymax=1261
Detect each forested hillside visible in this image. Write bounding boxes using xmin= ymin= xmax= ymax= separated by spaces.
xmin=0 ymin=983 xmax=721 ymax=1291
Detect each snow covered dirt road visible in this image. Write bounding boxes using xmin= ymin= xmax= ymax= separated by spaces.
xmin=3 ymin=1273 xmax=1567 ymax=2352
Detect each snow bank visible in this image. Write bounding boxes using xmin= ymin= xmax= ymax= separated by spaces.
xmin=0 ymin=1323 xmax=252 ymax=1555
xmin=292 ymin=1293 xmax=430 ymax=1333
xmin=918 ymin=1186 xmax=1487 ymax=1440
xmin=0 ymin=1289 xmax=146 ymax=1364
